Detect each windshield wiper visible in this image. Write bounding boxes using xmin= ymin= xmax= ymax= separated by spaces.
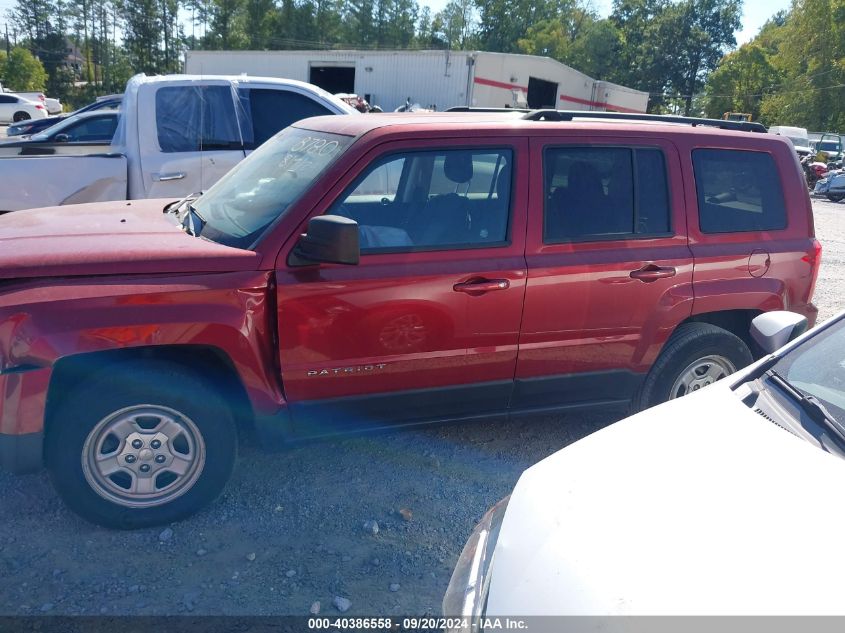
xmin=166 ymin=191 xmax=203 ymax=216
xmin=182 ymin=204 xmax=206 ymax=237
xmin=765 ymin=369 xmax=845 ymax=444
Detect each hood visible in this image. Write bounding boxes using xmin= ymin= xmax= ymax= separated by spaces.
xmin=485 ymin=382 xmax=845 ymax=615
xmin=0 ymin=198 xmax=261 ymax=279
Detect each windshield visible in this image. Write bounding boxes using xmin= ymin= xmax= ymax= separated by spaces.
xmin=772 ymin=319 xmax=845 ymax=424
xmin=819 ymin=141 xmax=841 ymax=152
xmin=194 ymin=126 xmax=353 ymax=248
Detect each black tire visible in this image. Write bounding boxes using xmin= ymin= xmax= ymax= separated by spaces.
xmin=826 ymin=193 xmax=845 ymax=202
xmin=631 ymin=323 xmax=753 ymax=412
xmin=45 ymin=360 xmax=237 ymax=529
xmin=12 ymin=111 xmax=30 ymax=122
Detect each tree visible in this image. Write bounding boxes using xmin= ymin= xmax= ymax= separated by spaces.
xmin=0 ymin=47 xmax=48 ymax=90
xmin=610 ymin=0 xmax=673 ymax=110
xmin=610 ymin=0 xmax=740 ymax=114
xmin=703 ymin=44 xmax=782 ymax=121
xmin=760 ymin=0 xmax=845 ymax=130
xmin=435 ymin=0 xmax=474 ymax=49
xmin=475 ymin=0 xmax=579 ymax=54
xmin=662 ymin=0 xmax=742 ymax=115
xmin=203 ymin=0 xmax=247 ymax=50
xmin=243 ymin=0 xmax=276 ymax=48
xmin=518 ymin=13 xmax=621 ymax=79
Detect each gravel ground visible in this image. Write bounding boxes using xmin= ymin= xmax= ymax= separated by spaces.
xmin=1 ymin=197 xmax=843 ymax=617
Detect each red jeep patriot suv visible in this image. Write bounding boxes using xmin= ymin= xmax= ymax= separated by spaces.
xmin=0 ymin=111 xmax=820 ymax=528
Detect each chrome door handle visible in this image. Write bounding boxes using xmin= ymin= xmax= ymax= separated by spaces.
xmin=152 ymin=172 xmax=186 ymax=182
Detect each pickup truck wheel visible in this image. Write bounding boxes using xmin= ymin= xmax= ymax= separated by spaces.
xmin=827 ymin=193 xmax=845 ymax=202
xmin=632 ymin=323 xmax=753 ymax=412
xmin=12 ymin=111 xmax=31 ymax=122
xmin=45 ymin=361 xmax=237 ymax=529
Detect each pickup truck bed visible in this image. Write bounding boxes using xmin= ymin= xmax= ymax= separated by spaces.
xmin=0 ymin=152 xmax=126 ymax=211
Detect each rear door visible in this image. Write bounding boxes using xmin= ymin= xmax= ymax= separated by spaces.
xmin=138 ymin=80 xmax=245 ymax=198
xmin=514 ymin=135 xmax=694 ymax=410
xmin=274 ymin=137 xmax=528 ymax=436
xmin=685 ymin=142 xmax=818 ymax=322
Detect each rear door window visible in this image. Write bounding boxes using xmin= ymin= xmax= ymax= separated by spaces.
xmin=543 ymin=146 xmax=671 ymax=242
xmin=155 ymin=85 xmax=242 ymax=153
xmin=692 ymin=149 xmax=787 ymax=233
xmin=239 ymin=89 xmax=333 ymax=149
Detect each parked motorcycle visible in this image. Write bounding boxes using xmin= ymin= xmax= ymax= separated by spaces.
xmin=801 ymin=153 xmax=829 ymax=189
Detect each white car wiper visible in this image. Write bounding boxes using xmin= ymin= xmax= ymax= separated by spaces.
xmin=164 ymin=191 xmax=203 ymax=217
xmin=766 ymin=369 xmax=845 ymax=444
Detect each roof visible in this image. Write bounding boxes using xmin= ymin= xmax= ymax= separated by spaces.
xmin=123 ymin=74 xmax=357 ymax=115
xmin=293 ymin=111 xmax=777 ymax=141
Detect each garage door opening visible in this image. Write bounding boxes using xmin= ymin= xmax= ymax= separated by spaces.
xmin=310 ymin=66 xmax=355 ymax=95
xmin=527 ymin=77 xmax=558 ymax=109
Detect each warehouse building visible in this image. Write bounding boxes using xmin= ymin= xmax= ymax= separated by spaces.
xmin=185 ymin=49 xmax=649 ymax=113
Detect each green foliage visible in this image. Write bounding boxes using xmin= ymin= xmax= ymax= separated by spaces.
xmin=703 ymin=44 xmax=781 ymax=121
xmin=518 ymin=15 xmax=622 ymax=80
xmin=706 ymin=0 xmax=845 ymax=130
xmin=0 ymin=47 xmax=48 ymax=91
xmin=609 ymin=0 xmax=740 ymax=114
xmin=476 ymin=0 xmax=578 ymax=53
xmin=6 ymin=0 xmax=840 ymax=130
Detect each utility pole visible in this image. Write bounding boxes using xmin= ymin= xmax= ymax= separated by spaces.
xmin=5 ymin=23 xmax=10 ymax=56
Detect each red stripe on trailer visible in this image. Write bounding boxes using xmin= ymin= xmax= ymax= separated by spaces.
xmin=557 ymin=93 xmax=644 ymax=113
xmin=473 ymin=76 xmax=527 ymax=91
xmin=472 ymin=75 xmax=645 ymax=114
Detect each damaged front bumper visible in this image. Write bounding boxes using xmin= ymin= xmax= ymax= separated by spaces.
xmin=0 ymin=366 xmax=51 ymax=473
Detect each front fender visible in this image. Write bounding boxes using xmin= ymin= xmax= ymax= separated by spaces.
xmin=0 ymin=270 xmax=283 ymax=431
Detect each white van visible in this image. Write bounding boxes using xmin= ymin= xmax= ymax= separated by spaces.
xmin=769 ymin=125 xmax=812 ymax=156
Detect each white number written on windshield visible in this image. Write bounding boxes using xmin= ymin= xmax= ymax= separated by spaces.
xmin=279 ymin=136 xmax=343 ymax=175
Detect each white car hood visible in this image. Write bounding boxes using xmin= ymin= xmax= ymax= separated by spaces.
xmin=486 ymin=381 xmax=845 ymax=615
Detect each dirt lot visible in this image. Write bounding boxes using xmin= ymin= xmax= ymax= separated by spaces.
xmin=0 ymin=198 xmax=843 ymax=617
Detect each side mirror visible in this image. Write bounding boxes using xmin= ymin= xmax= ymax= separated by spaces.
xmin=53 ymin=133 xmax=70 ymax=143
xmin=750 ymin=311 xmax=809 ymax=355
xmin=288 ymin=215 xmax=360 ymax=267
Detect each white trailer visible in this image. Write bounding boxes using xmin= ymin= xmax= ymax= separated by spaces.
xmin=185 ymin=49 xmax=649 ymax=113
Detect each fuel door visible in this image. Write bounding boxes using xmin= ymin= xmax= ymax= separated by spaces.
xmin=748 ymin=249 xmax=771 ymax=277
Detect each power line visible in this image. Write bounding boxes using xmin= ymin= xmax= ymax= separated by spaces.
xmin=652 ymin=82 xmax=845 ymax=101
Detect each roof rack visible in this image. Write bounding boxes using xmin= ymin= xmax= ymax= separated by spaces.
xmin=445 ymin=106 xmax=531 ymax=113
xmin=521 ymin=110 xmax=768 ymax=133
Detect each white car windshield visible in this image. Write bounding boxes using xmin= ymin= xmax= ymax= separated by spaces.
xmin=194 ymin=126 xmax=353 ymax=248
xmin=774 ymin=319 xmax=845 ymax=423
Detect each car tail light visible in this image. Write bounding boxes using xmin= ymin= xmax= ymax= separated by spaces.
xmin=802 ymin=237 xmax=822 ymax=300
xmin=35 ymin=104 xmax=45 ymax=110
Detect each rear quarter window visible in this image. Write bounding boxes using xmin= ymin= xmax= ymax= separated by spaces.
xmin=238 ymin=89 xmax=333 ymax=149
xmin=692 ymin=149 xmax=787 ymax=233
